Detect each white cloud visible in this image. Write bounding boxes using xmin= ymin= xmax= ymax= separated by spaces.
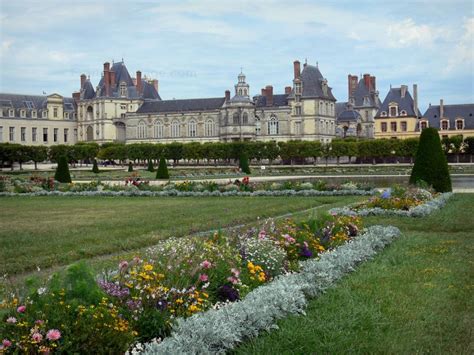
xmin=386 ymin=18 xmax=448 ymax=48
xmin=446 ymin=17 xmax=474 ymax=73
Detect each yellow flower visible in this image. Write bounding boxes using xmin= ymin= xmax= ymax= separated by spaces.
xmin=175 ymin=298 xmax=184 ymax=304
xmin=143 ymin=264 xmax=153 ymax=272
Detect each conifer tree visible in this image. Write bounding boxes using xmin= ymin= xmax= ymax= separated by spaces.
xmin=54 ymin=155 xmax=72 ymax=183
xmin=147 ymin=159 xmax=154 ymax=172
xmin=128 ymin=161 xmax=133 ymax=172
xmin=156 ymin=157 xmax=169 ymax=179
xmin=92 ymin=159 xmax=100 ymax=174
xmin=239 ymin=152 xmax=251 ymax=174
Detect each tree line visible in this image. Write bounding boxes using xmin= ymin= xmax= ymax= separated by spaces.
xmin=1 ymin=135 xmax=474 ymax=169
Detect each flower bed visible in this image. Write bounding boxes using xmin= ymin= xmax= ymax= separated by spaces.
xmin=1 ymin=214 xmax=369 ymax=353
xmin=329 ymin=186 xmax=453 ymax=217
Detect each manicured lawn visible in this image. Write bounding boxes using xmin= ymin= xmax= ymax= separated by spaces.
xmin=234 ymin=194 xmax=474 ymax=354
xmin=0 ymin=195 xmax=359 ymax=276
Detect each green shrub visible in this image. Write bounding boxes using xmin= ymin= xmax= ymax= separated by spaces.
xmin=92 ymin=159 xmax=100 ymax=174
xmin=147 ymin=159 xmax=154 ymax=172
xmin=409 ymin=127 xmax=452 ymax=192
xmin=54 ymin=156 xmax=72 ymax=183
xmin=128 ymin=161 xmax=133 ymax=172
xmin=156 ymin=157 xmax=169 ymax=179
xmin=239 ymin=152 xmax=251 ymax=174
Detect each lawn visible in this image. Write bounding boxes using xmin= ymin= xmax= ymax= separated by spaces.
xmin=0 ymin=195 xmax=360 ymax=276
xmin=234 ymin=194 xmax=474 ymax=354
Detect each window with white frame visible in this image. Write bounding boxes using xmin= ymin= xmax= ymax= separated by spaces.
xmin=154 ymin=120 xmax=163 ymax=138
xmin=380 ymin=111 xmax=387 ymax=117
xmin=232 ymin=112 xmax=239 ymax=124
xmin=188 ymin=120 xmax=197 ymax=137
xmin=120 ymin=83 xmax=127 ymax=97
xmin=21 ymin=127 xmax=26 ymax=142
xmin=400 ymin=110 xmax=407 ymax=116
xmin=389 ymin=105 xmax=398 ymax=117
xmin=42 ymin=110 xmax=47 ymax=118
xmin=255 ymin=117 xmax=261 ymax=136
xmin=20 ymin=110 xmax=26 ymax=118
xmin=64 ymin=112 xmax=69 ymax=119
xmin=53 ymin=108 xmax=58 ymax=118
xmin=441 ymin=119 xmax=449 ymax=130
xmin=43 ymin=128 xmax=48 ymax=142
xmin=268 ymin=115 xmax=279 ymax=135
xmin=205 ymin=120 xmax=214 ymax=137
xmin=9 ymin=109 xmax=14 ymax=117
xmin=295 ymin=121 xmax=301 ymax=135
xmin=0 ymin=126 xmax=3 ymax=142
xmin=295 ymin=106 xmax=302 ymax=115
xmin=171 ymin=120 xmax=180 ymax=138
xmin=420 ymin=121 xmax=428 ymax=130
xmin=456 ymin=119 xmax=464 ymax=130
xmin=54 ymin=128 xmax=58 ymax=142
xmin=32 ymin=127 xmax=37 ymax=142
xmin=64 ymin=128 xmax=68 ymax=143
xmin=137 ymin=121 xmax=147 ymax=139
xmin=9 ymin=127 xmax=14 ymax=141
xmin=242 ymin=112 xmax=248 ymax=124
xmin=32 ymin=110 xmax=37 ymax=118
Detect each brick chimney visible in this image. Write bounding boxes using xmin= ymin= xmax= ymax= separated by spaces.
xmin=285 ymin=86 xmax=292 ymax=95
xmin=72 ymin=92 xmax=80 ymax=103
xmin=363 ymin=74 xmax=371 ymax=90
xmin=80 ymin=74 xmax=86 ymax=89
xmin=261 ymin=88 xmax=266 ymax=96
xmin=348 ymin=74 xmax=358 ymax=99
xmin=136 ymin=71 xmax=142 ymax=94
xmin=413 ymin=84 xmax=418 ymax=116
xmin=440 ymin=98 xmax=444 ymax=119
xmin=103 ymin=62 xmax=110 ymax=97
xmin=151 ymin=79 xmax=159 ymax=92
xmin=110 ymin=70 xmax=116 ymax=88
xmin=225 ymin=90 xmax=230 ymax=101
xmin=370 ymin=76 xmax=376 ymax=91
xmin=401 ymin=85 xmax=408 ymax=98
xmin=293 ymin=60 xmax=301 ymax=79
xmin=265 ymin=85 xmax=273 ymax=106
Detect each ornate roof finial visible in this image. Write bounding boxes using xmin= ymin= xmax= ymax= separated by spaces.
xmin=305 ymin=58 xmax=308 ymax=65
xmin=240 ymin=66 xmax=243 ymax=74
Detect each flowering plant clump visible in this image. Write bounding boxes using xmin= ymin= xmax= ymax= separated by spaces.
xmin=356 ymin=186 xmax=434 ymax=211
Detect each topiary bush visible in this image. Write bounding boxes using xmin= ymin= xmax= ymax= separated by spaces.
xmin=128 ymin=161 xmax=134 ymax=172
xmin=239 ymin=152 xmax=251 ymax=174
xmin=409 ymin=127 xmax=452 ymax=192
xmin=147 ymin=159 xmax=154 ymax=172
xmin=156 ymin=157 xmax=169 ymax=179
xmin=54 ymin=156 xmax=72 ymax=183
xmin=92 ymin=159 xmax=100 ymax=174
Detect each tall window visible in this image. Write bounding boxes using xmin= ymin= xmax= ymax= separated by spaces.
xmin=242 ymin=112 xmax=248 ymax=124
xmin=20 ymin=110 xmax=26 ymax=118
xmin=32 ymin=110 xmax=37 ymax=118
xmin=389 ymin=106 xmax=397 ymax=117
xmin=295 ymin=83 xmax=302 ymax=95
xmin=120 ymin=83 xmax=127 ymax=97
xmin=381 ymin=122 xmax=387 ymax=132
xmin=325 ymin=103 xmax=329 ymax=115
xmin=295 ymin=106 xmax=302 ymax=115
xmin=188 ymin=120 xmax=197 ymax=137
xmin=64 ymin=128 xmax=69 ymax=143
xmin=171 ymin=120 xmax=180 ymax=138
xmin=137 ymin=121 xmax=147 ymax=139
xmin=268 ymin=115 xmax=279 ymax=135
xmin=9 ymin=127 xmax=14 ymax=141
xmin=43 ymin=128 xmax=48 ymax=142
xmin=21 ymin=127 xmax=26 ymax=142
xmin=154 ymin=120 xmax=163 ymax=138
xmin=420 ymin=121 xmax=428 ymax=130
xmin=54 ymin=128 xmax=58 ymax=142
xmin=205 ymin=120 xmax=214 ymax=137
xmin=390 ymin=122 xmax=397 ymax=132
xmin=441 ymin=120 xmax=449 ymax=130
xmin=0 ymin=126 xmax=3 ymax=142
xmin=255 ymin=117 xmax=261 ymax=136
xmin=295 ymin=121 xmax=301 ymax=135
xmin=456 ymin=119 xmax=464 ymax=130
xmin=32 ymin=128 xmax=37 ymax=142
xmin=401 ymin=121 xmax=407 ymax=132
xmin=53 ymin=108 xmax=58 ymax=118
xmin=232 ymin=112 xmax=239 ymax=124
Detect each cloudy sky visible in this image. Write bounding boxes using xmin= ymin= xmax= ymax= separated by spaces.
xmin=0 ymin=0 xmax=473 ymax=112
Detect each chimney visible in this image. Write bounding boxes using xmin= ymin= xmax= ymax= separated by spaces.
xmin=103 ymin=62 xmax=110 ymax=97
xmin=401 ymin=85 xmax=408 ymax=98
xmin=285 ymin=86 xmax=292 ymax=95
xmin=363 ymin=74 xmax=371 ymax=90
xmin=72 ymin=92 xmax=80 ymax=103
xmin=225 ymin=90 xmax=230 ymax=101
xmin=440 ymin=98 xmax=444 ymax=119
xmin=110 ymin=70 xmax=116 ymax=88
xmin=293 ymin=60 xmax=301 ymax=79
xmin=80 ymin=74 xmax=86 ymax=89
xmin=413 ymin=84 xmax=418 ymax=116
xmin=370 ymin=76 xmax=376 ymax=91
xmin=261 ymin=88 xmax=266 ymax=96
xmin=136 ymin=71 xmax=142 ymax=94
xmin=152 ymin=79 xmax=159 ymax=92
xmin=348 ymin=74 xmax=358 ymax=99
xmin=265 ymin=85 xmax=273 ymax=106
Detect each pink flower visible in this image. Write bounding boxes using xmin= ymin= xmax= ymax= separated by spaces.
xmin=35 ymin=320 xmax=44 ymax=325
xmin=258 ymin=231 xmax=266 ymax=239
xmin=119 ymin=260 xmax=128 ymax=270
xmin=231 ymin=268 xmax=240 ymax=277
xmin=2 ymin=339 xmax=12 ymax=348
xmin=227 ymin=276 xmax=239 ymax=284
xmin=283 ymin=234 xmax=296 ymax=243
xmin=32 ymin=332 xmax=43 ymax=342
xmin=6 ymin=317 xmax=16 ymax=324
xmin=199 ymin=274 xmax=209 ymax=282
xmin=46 ymin=329 xmax=61 ymax=341
xmin=17 ymin=305 xmax=26 ymax=313
xmin=200 ymin=260 xmax=212 ymax=269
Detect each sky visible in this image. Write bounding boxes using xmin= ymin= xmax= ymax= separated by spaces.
xmin=0 ymin=0 xmax=473 ymax=113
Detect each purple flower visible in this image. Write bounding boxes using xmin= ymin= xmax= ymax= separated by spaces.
xmin=299 ymin=245 xmax=313 ymax=258
xmin=98 ymin=280 xmax=130 ymax=299
xmin=381 ymin=189 xmax=391 ymax=199
xmin=217 ymin=284 xmax=240 ymax=302
xmin=126 ymin=299 xmax=142 ymax=311
xmin=347 ymin=223 xmax=359 ymax=237
xmin=156 ymin=300 xmax=168 ymax=311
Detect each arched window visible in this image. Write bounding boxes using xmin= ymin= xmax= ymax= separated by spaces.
xmin=325 ymin=121 xmax=329 ymax=134
xmin=441 ymin=119 xmax=449 ymax=130
xmin=137 ymin=121 xmax=147 ymax=139
xmin=268 ymin=115 xmax=279 ymax=135
xmin=242 ymin=112 xmax=248 ymax=124
xmin=120 ymin=82 xmax=127 ymax=97
xmin=255 ymin=117 xmax=261 ymax=135
xmin=205 ymin=120 xmax=214 ymax=137
xmin=233 ymin=112 xmax=240 ymax=124
xmin=381 ymin=111 xmax=387 ymax=117
xmin=171 ymin=120 xmax=180 ymax=138
xmin=319 ymin=102 xmax=323 ymax=115
xmin=238 ymin=89 xmax=242 ymax=96
xmin=244 ymin=89 xmax=247 ymax=96
xmin=325 ymin=103 xmax=328 ymax=115
xmin=456 ymin=119 xmax=464 ymax=130
xmin=154 ymin=120 xmax=163 ymax=138
xmin=86 ymin=106 xmax=93 ymax=120
xmin=389 ymin=105 xmax=398 ymax=117
xmin=400 ymin=110 xmax=407 ymax=116
xmin=420 ymin=121 xmax=428 ymax=130
xmin=188 ymin=119 xmax=197 ymax=137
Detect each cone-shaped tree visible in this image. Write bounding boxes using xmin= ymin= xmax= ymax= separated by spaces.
xmin=239 ymin=152 xmax=251 ymax=174
xmin=156 ymin=157 xmax=169 ymax=179
xmin=409 ymin=127 xmax=452 ymax=192
xmin=92 ymin=159 xmax=100 ymax=174
xmin=54 ymin=155 xmax=72 ymax=183
xmin=147 ymin=159 xmax=154 ymax=172
xmin=128 ymin=161 xmax=133 ymax=172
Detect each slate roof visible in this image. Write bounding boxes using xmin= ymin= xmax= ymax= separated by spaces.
xmin=81 ymin=80 xmax=96 ymax=100
xmin=351 ymin=79 xmax=380 ymax=108
xmin=375 ymin=87 xmax=421 ymax=118
xmin=254 ymin=94 xmax=289 ymax=108
xmin=337 ymin=109 xmax=361 ymax=122
xmin=136 ymin=97 xmax=226 ymax=114
xmin=289 ymin=64 xmax=336 ymax=101
xmin=336 ymin=102 xmax=348 ymax=117
xmin=423 ymin=104 xmax=474 ymax=130
xmin=0 ymin=93 xmax=76 ymax=119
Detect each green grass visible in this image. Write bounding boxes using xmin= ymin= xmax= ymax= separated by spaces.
xmin=0 ymin=195 xmax=359 ymax=276
xmin=234 ymin=194 xmax=474 ymax=354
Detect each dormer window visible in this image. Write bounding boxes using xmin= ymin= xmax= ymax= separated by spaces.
xmin=441 ymin=119 xmax=449 ymax=130
xmin=389 ymin=104 xmax=398 ymax=117
xmin=456 ymin=118 xmax=464 ymax=130
xmin=64 ymin=112 xmax=69 ymax=119
xmin=20 ymin=109 xmax=26 ymax=118
xmin=32 ymin=110 xmax=37 ymax=118
xmin=400 ymin=110 xmax=407 ymax=116
xmin=380 ymin=111 xmax=387 ymax=117
xmin=420 ymin=121 xmax=428 ymax=130
xmin=295 ymin=82 xmax=302 ymax=95
xmin=120 ymin=82 xmax=127 ymax=97
xmin=9 ymin=109 xmax=14 ymax=117
xmin=42 ymin=110 xmax=47 ymax=118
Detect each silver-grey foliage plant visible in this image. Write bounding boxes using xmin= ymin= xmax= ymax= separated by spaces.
xmin=140 ymin=225 xmax=401 ymax=354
